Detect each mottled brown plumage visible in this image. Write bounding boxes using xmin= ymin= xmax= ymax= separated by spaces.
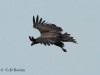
xmin=29 ymin=15 xmax=77 ymax=52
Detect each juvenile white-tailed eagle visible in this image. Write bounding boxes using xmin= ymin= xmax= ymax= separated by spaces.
xmin=29 ymin=15 xmax=77 ymax=52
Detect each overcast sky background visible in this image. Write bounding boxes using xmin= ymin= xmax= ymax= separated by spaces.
xmin=0 ymin=0 xmax=100 ymax=75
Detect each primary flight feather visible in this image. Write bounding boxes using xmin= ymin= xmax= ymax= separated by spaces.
xmin=29 ymin=15 xmax=77 ymax=52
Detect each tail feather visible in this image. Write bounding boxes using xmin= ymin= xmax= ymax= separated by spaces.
xmin=62 ymin=32 xmax=77 ymax=44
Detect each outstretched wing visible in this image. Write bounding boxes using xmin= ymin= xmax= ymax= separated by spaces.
xmin=33 ymin=15 xmax=63 ymax=34
xmin=36 ymin=37 xmax=61 ymax=46
xmin=29 ymin=36 xmax=57 ymax=46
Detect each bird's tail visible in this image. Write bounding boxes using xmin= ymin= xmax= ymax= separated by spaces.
xmin=62 ymin=32 xmax=77 ymax=44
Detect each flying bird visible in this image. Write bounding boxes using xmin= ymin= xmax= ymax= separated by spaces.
xmin=29 ymin=15 xmax=77 ymax=52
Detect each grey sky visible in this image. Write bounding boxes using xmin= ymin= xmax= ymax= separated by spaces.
xmin=0 ymin=0 xmax=100 ymax=75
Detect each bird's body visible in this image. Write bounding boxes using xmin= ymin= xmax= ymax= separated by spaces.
xmin=29 ymin=15 xmax=77 ymax=52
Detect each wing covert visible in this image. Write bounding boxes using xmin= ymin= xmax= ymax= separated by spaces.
xmin=33 ymin=15 xmax=63 ymax=34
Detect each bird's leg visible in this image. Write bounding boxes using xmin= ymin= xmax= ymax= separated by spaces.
xmin=62 ymin=47 xmax=67 ymax=52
